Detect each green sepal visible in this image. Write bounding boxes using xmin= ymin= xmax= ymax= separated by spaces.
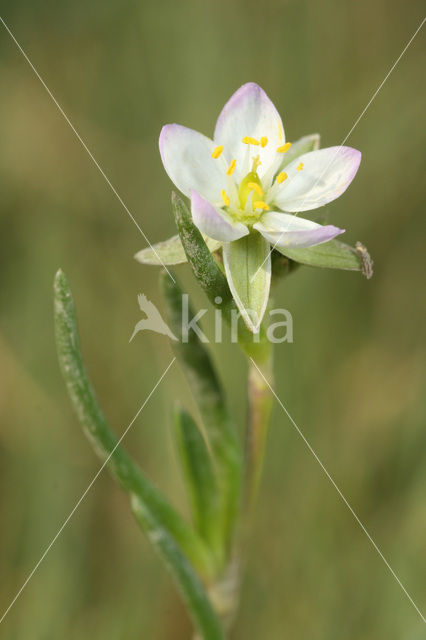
xmin=135 ymin=233 xmax=221 ymax=266
xmin=277 ymin=238 xmax=373 ymax=277
xmin=173 ymin=407 xmax=223 ymax=564
xmin=171 ymin=192 xmax=232 ymax=305
xmin=169 ymin=192 xmax=272 ymax=362
xmin=222 ymin=231 xmax=271 ymax=333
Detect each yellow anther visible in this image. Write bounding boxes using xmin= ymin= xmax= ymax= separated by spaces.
xmin=277 ymin=142 xmax=292 ymax=153
xmin=276 ymin=171 xmax=288 ymax=184
xmin=221 ymin=189 xmax=230 ymax=206
xmin=253 ymin=201 xmax=270 ymax=211
xmin=260 ymin=136 xmax=268 ymax=147
xmin=297 ymin=162 xmax=304 ymax=171
xmin=226 ymin=159 xmax=237 ymax=176
xmin=247 ymin=182 xmax=263 ymax=196
xmin=242 ymin=136 xmax=260 ymax=145
xmin=211 ymin=145 xmax=224 ymax=159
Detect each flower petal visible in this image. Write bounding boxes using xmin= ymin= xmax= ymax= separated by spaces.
xmin=191 ymin=190 xmax=249 ymax=242
xmin=223 ymin=232 xmax=271 ymax=333
xmin=262 ymin=133 xmax=321 ymax=191
xmin=214 ymin=83 xmax=285 ymax=182
xmin=273 ymin=146 xmax=361 ymax=212
xmin=275 ymin=133 xmax=320 ymax=172
xmin=253 ymin=211 xmax=344 ymax=249
xmin=159 ymin=124 xmax=227 ymax=201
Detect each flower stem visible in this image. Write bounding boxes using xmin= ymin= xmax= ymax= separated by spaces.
xmin=202 ymin=350 xmax=274 ymax=637
xmin=244 ymin=351 xmax=274 ymax=515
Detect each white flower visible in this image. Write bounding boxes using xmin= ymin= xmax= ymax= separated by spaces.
xmin=159 ymin=83 xmax=361 ymax=332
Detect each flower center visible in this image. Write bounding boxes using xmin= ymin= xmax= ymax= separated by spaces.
xmin=212 ymin=134 xmax=299 ymax=221
xmin=238 ymin=156 xmax=269 ymax=212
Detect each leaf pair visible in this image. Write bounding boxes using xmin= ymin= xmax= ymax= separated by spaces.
xmin=53 ymin=269 xmax=224 ymax=640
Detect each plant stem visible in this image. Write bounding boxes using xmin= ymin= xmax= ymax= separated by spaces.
xmin=193 ymin=560 xmax=240 ymax=640
xmin=244 ymin=352 xmax=274 ymax=515
xmin=203 ymin=349 xmax=274 ymax=638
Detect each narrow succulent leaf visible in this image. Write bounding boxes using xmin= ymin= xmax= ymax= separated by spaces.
xmin=277 ymin=238 xmax=373 ymax=275
xmin=53 ymin=269 xmax=215 ymax=582
xmin=222 ymin=232 xmax=271 ymax=333
xmin=161 ymin=273 xmax=242 ymax=551
xmin=171 ymin=191 xmax=232 ymax=304
xmin=173 ymin=407 xmax=223 ymax=560
xmin=131 ymin=496 xmax=224 ymax=640
xmin=135 ymin=233 xmax=221 ymax=266
xmin=277 ymin=133 xmax=320 ymax=173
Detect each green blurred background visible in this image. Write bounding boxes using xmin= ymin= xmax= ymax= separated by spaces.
xmin=0 ymin=1 xmax=425 ymax=638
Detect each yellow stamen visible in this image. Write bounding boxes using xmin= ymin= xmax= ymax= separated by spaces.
xmin=253 ymin=201 xmax=269 ymax=211
xmin=242 ymin=136 xmax=260 ymax=145
xmin=276 ymin=171 xmax=288 ymax=184
xmin=211 ymin=145 xmax=224 ymax=159
xmin=247 ymin=182 xmax=263 ymax=196
xmin=278 ymin=122 xmax=284 ymax=141
xmin=221 ymin=189 xmax=230 ymax=206
xmin=260 ymin=136 xmax=268 ymax=147
xmin=226 ymin=159 xmax=237 ymax=176
xmin=297 ymin=162 xmax=304 ymax=171
xmin=277 ymin=142 xmax=292 ymax=153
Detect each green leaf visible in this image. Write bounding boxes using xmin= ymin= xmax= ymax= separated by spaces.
xmin=135 ymin=233 xmax=221 ymax=266
xmin=171 ymin=192 xmax=231 ymax=305
xmin=277 ymin=238 xmax=373 ymax=276
xmin=277 ymin=133 xmax=320 ymax=173
xmin=131 ymin=496 xmax=224 ymax=640
xmin=173 ymin=407 xmax=223 ymax=561
xmin=53 ymin=269 xmax=229 ymax=640
xmin=161 ymin=273 xmax=242 ymax=554
xmin=222 ymin=231 xmax=271 ymax=333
